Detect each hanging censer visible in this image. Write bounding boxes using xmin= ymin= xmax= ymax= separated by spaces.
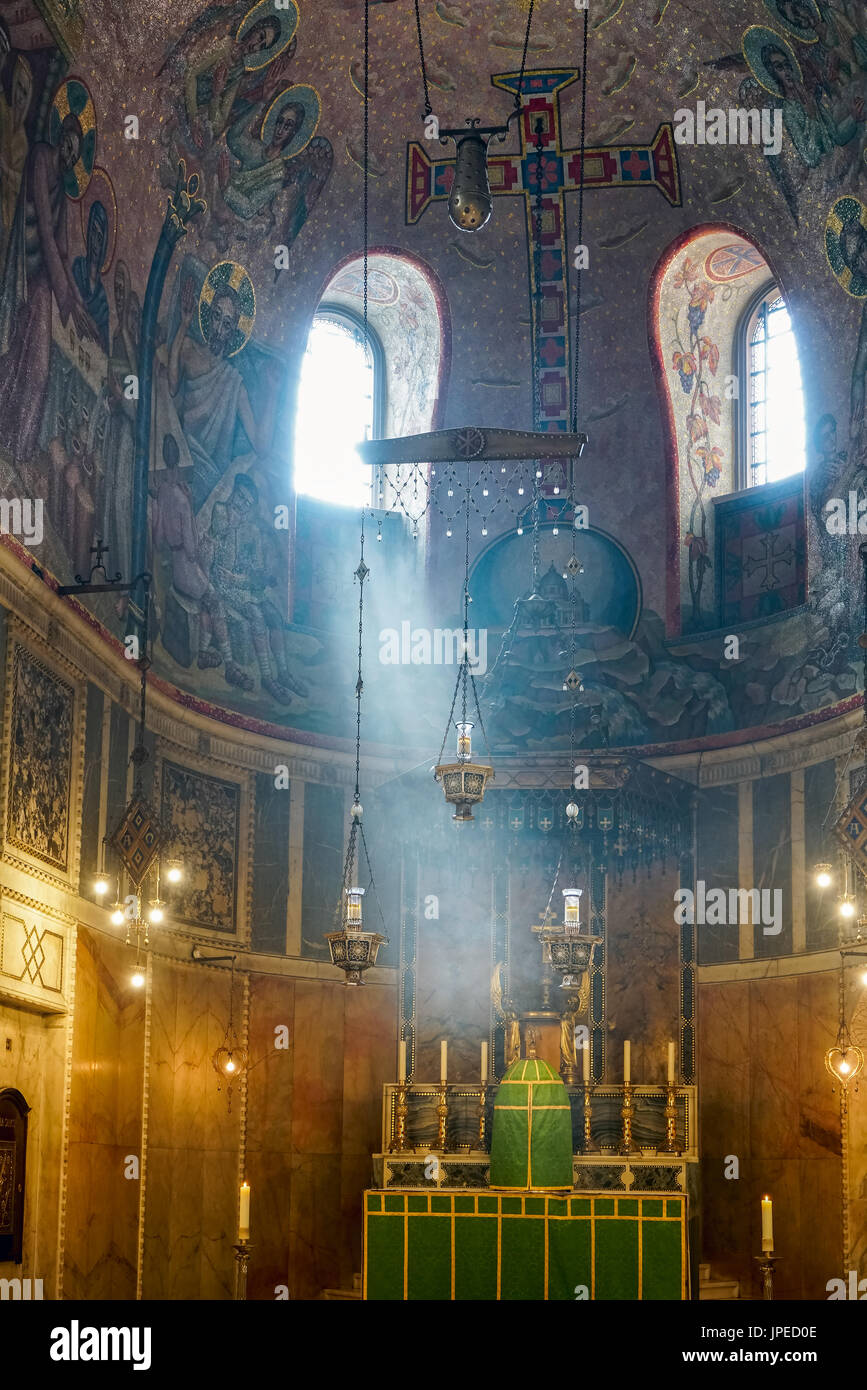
xmin=434 ymin=469 xmax=494 ymax=819
xmin=413 ymin=0 xmax=536 ymax=233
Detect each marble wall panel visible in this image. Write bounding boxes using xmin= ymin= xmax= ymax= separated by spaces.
xmin=605 ymin=866 xmax=681 ymax=1085
xmin=142 ymin=957 xmax=240 ymax=1300
xmin=339 ymin=1152 xmax=373 ymax=1292
xmin=64 ymin=928 xmax=144 ymax=1300
xmin=246 ymin=975 xmax=294 ymax=1299
xmin=749 ymin=978 xmax=801 ymax=1158
xmin=245 ymin=1147 xmax=294 ymax=1300
xmin=799 ymin=1158 xmax=844 ymax=1299
xmin=699 ymin=972 xmax=844 ymax=1300
xmin=291 ymin=981 xmax=345 ymax=1153
xmin=142 ymin=1145 xmax=235 ymax=1300
xmin=342 ymin=983 xmax=395 ymax=1157
xmin=63 ymin=1142 xmax=138 ymax=1299
xmin=796 ymin=972 xmax=841 ymax=1159
xmin=286 ymin=1152 xmax=342 ymax=1301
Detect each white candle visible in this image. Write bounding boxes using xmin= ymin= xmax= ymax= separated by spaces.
xmin=398 ymin=1040 xmax=406 ymax=1083
xmin=239 ymin=1182 xmax=250 ymax=1241
xmin=623 ymin=1039 xmax=631 ymax=1083
xmin=440 ymin=1040 xmax=448 ymax=1082
xmin=582 ymin=1041 xmax=590 ymax=1082
xmin=761 ymin=1195 xmax=774 ymax=1252
xmin=667 ymin=1041 xmax=676 ymax=1084
xmin=480 ymin=1041 xmax=488 ymax=1083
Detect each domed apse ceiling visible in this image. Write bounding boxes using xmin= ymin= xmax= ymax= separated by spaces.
xmin=0 ymin=0 xmax=865 ymax=750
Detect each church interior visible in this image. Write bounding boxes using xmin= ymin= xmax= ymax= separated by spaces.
xmin=2 ymin=0 xmax=867 ymax=1315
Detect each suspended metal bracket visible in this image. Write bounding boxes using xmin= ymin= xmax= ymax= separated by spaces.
xmin=358 ymin=426 xmax=587 ymax=467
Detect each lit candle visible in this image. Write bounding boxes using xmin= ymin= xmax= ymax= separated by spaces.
xmin=667 ymin=1042 xmax=676 ymax=1084
xmin=239 ymin=1181 xmax=250 ymax=1241
xmin=623 ymin=1039 xmax=631 ymax=1084
xmin=480 ymin=1041 xmax=488 ymax=1084
xmin=582 ymin=1041 xmax=590 ymax=1083
xmin=761 ymin=1194 xmax=774 ymax=1253
xmin=398 ymin=1040 xmax=406 ymax=1083
xmin=440 ymin=1040 xmax=448 ymax=1082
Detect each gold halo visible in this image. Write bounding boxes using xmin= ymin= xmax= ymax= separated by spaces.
xmin=742 ymin=24 xmax=803 ymax=98
xmin=198 ymin=260 xmax=256 ymax=357
xmin=79 ymin=166 xmax=117 ymax=275
xmin=260 ymin=83 xmax=321 ymax=158
xmin=236 ymin=0 xmax=299 ymax=71
xmin=825 ymin=196 xmax=867 ymax=299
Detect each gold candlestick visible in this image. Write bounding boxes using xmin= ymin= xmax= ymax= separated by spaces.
xmin=657 ymin=1082 xmax=681 ymax=1155
xmin=582 ymin=1081 xmax=597 ymax=1153
xmin=477 ymin=1082 xmax=489 ymax=1151
xmin=390 ymin=1080 xmax=412 ymax=1152
xmin=754 ymin=1252 xmax=779 ymax=1300
xmin=618 ymin=1081 xmax=643 ymax=1155
xmin=232 ymin=1239 xmax=252 ymax=1300
xmin=436 ymin=1081 xmax=448 ymax=1152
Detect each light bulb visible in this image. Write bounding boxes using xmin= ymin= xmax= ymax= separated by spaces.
xmin=840 ymin=897 xmax=856 ymax=918
xmin=131 ymin=971 xmax=145 ymax=989
xmin=814 ymin=862 xmax=832 ymax=889
xmin=166 ymin=865 xmax=182 ymax=884
xmin=94 ymin=876 xmax=109 ymax=897
xmin=839 ymin=1057 xmax=851 ymax=1075
xmin=225 ymin=1057 xmax=236 ymax=1074
xmin=149 ymin=905 xmax=164 ymax=925
xmin=110 ymin=907 xmax=125 ymax=927
xmin=446 ymin=528 xmax=452 ymax=537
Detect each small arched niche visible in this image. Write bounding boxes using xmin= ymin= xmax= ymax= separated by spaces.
xmin=0 ymin=1088 xmax=30 ymax=1265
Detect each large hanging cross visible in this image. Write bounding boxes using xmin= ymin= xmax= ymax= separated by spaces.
xmin=406 ymin=69 xmax=681 ymax=439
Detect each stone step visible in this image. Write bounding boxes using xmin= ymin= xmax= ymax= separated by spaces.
xmin=699 ymin=1267 xmax=740 ymax=1300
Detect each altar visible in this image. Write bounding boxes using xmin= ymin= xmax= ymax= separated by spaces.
xmin=363 ymin=1191 xmax=687 ymax=1301
xmin=363 ymin=1055 xmax=697 ymax=1301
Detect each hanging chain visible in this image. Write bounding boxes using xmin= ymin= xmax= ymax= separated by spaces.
xmin=515 ymin=0 xmax=536 ymax=110
xmin=571 ymin=8 xmax=589 ymax=434
xmin=564 ymin=9 xmax=590 ymax=778
xmin=364 ymin=0 xmax=370 ymax=349
xmin=543 ymin=841 xmax=566 ymax=925
xmin=131 ymin=573 xmax=152 ymax=795
xmin=531 ymin=119 xmax=544 ymax=434
xmin=461 ymin=460 xmax=470 ymax=729
xmin=413 ymin=0 xmax=432 ymax=118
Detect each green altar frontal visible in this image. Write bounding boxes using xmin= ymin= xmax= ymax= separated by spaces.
xmin=363 ymin=1191 xmax=687 ymax=1301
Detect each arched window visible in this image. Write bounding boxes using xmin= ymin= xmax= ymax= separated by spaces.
xmin=651 ymin=229 xmax=808 ymax=635
xmin=742 ymin=286 xmax=806 ymax=489
xmin=293 ymin=308 xmax=382 ymax=507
